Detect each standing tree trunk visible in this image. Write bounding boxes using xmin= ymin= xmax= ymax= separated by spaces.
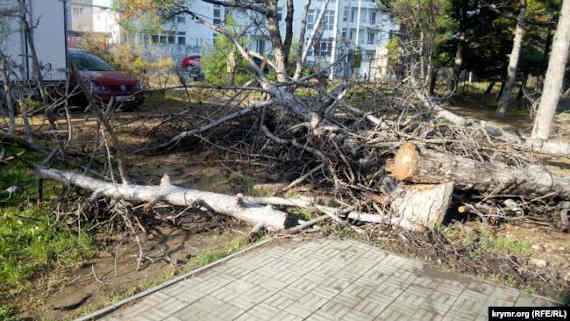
xmin=449 ymin=33 xmax=465 ymax=92
xmin=265 ymin=0 xmax=288 ymax=83
xmin=19 ymin=0 xmax=47 ymax=102
xmin=485 ymin=80 xmax=497 ymax=95
xmin=497 ymin=77 xmax=506 ymax=102
xmin=531 ymin=0 xmax=570 ymax=140
xmin=0 ymin=53 xmax=16 ymax=134
xmin=429 ymin=68 xmax=439 ymax=96
xmin=517 ymin=72 xmax=528 ymax=105
xmin=497 ymin=0 xmax=526 ymax=116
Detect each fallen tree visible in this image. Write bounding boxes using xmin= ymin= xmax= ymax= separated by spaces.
xmin=35 ymin=166 xmax=288 ymax=231
xmin=387 ymin=142 xmax=570 ymax=199
xmin=36 ymin=164 xmax=456 ymax=232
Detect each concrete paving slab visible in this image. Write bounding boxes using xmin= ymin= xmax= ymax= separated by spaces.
xmin=99 ymin=238 xmax=558 ymax=321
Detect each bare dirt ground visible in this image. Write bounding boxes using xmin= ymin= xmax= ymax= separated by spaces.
xmin=5 ymin=88 xmax=570 ymax=320
xmin=7 ymin=91 xmax=282 ymax=320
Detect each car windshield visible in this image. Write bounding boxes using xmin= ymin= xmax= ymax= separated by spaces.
xmin=70 ymin=52 xmax=114 ymax=71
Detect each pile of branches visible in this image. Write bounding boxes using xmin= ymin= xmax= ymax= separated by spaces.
xmin=148 ymin=78 xmax=568 ymax=233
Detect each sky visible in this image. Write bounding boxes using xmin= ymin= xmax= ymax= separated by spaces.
xmin=94 ymin=0 xmax=112 ymax=7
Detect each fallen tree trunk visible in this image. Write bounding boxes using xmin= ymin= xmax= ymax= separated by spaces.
xmin=35 ymin=166 xmax=287 ymax=231
xmin=387 ymin=142 xmax=570 ymax=199
xmin=246 ymin=182 xmax=454 ymax=231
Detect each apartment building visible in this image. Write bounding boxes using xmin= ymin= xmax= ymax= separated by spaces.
xmin=68 ymin=0 xmax=121 ymax=47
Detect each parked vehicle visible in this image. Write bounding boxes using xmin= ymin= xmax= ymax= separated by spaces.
xmin=68 ymin=49 xmax=144 ymax=109
xmin=178 ymin=55 xmax=204 ymax=81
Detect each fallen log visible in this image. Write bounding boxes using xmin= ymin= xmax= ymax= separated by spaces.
xmin=35 ymin=166 xmax=287 ymax=231
xmin=387 ymin=142 xmax=570 ymax=199
xmin=246 ymin=183 xmax=454 ymax=232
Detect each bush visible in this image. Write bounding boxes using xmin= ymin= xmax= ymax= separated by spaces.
xmin=78 ymin=33 xmax=176 ymax=88
xmin=201 ymin=15 xmax=252 ymax=86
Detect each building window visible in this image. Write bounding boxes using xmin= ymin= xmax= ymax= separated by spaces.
xmin=213 ymin=5 xmax=222 ymax=25
xmin=178 ymin=37 xmax=186 ymax=45
xmin=367 ymin=30 xmax=375 ymax=45
xmin=313 ymin=39 xmax=332 ymax=57
xmin=349 ymin=28 xmax=355 ymax=40
xmin=351 ymin=7 xmax=357 ymax=22
xmin=177 ymin=16 xmax=186 ymax=24
xmin=276 ymin=7 xmax=283 ymax=21
xmin=325 ymin=10 xmax=334 ymax=30
xmin=342 ymin=28 xmax=347 ymax=39
xmin=307 ymin=9 xmax=315 ymax=31
xmin=256 ymin=39 xmax=265 ymax=54
xmin=160 ymin=35 xmax=167 ymax=44
xmin=360 ymin=8 xmax=367 ymax=23
xmin=369 ymin=10 xmax=377 ymax=25
xmin=151 ymin=35 xmax=159 ymax=43
xmin=343 ymin=7 xmax=349 ymax=22
xmin=72 ymin=7 xmax=83 ymax=16
xmin=168 ymin=35 xmax=175 ymax=44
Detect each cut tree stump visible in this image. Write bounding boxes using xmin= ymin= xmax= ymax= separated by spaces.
xmin=390 ymin=182 xmax=454 ymax=231
xmin=387 ymin=142 xmax=570 ymax=199
xmin=35 ymin=166 xmax=287 ymax=231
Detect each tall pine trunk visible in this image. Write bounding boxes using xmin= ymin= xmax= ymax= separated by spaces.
xmin=496 ymin=0 xmax=526 ymax=116
xmin=531 ymin=0 xmax=570 ymax=139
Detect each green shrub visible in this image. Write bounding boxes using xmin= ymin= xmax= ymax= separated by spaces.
xmin=201 ymin=15 xmax=252 ymax=86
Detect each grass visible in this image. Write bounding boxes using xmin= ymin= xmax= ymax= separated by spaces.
xmin=447 ymin=228 xmax=533 ymax=256
xmin=0 ymin=305 xmax=25 ymax=321
xmin=288 ymin=207 xmax=314 ymax=221
xmin=0 ymin=146 xmax=97 ymax=298
xmin=184 ymin=236 xmax=248 ymax=272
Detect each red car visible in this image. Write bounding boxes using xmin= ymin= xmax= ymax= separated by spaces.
xmin=180 ymin=55 xmax=204 ymax=81
xmin=181 ymin=55 xmax=200 ymax=68
xmin=68 ymin=49 xmax=144 ymax=109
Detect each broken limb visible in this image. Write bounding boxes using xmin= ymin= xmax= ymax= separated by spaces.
xmin=35 ymin=167 xmax=288 ymax=231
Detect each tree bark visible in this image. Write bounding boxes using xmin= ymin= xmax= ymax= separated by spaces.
xmin=531 ymin=0 xmax=570 ymax=140
xmin=0 ymin=53 xmax=16 ymax=134
xmin=390 ymin=182 xmax=454 ymax=231
xmin=245 ymin=184 xmax=453 ymax=232
xmin=35 ymin=167 xmax=288 ymax=231
xmin=449 ymin=32 xmax=464 ymax=92
xmin=386 ymin=142 xmax=570 ymax=199
xmin=429 ymin=68 xmax=439 ymax=96
xmin=497 ymin=0 xmax=526 ymax=116
xmin=516 ymin=72 xmax=528 ymax=104
xmin=19 ymin=0 xmax=46 ymax=101
xmin=485 ymin=80 xmax=497 ymax=95
xmin=283 ymin=0 xmax=294 ymax=68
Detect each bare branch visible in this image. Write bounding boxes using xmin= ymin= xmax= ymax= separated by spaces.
xmin=301 ymin=0 xmax=332 ymax=69
xmin=293 ymin=0 xmax=312 ymax=79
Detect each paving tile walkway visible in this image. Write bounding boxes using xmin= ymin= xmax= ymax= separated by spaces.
xmin=100 ymin=238 xmax=556 ymax=321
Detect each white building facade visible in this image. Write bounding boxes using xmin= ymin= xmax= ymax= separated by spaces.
xmin=69 ymin=0 xmax=397 ymax=77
